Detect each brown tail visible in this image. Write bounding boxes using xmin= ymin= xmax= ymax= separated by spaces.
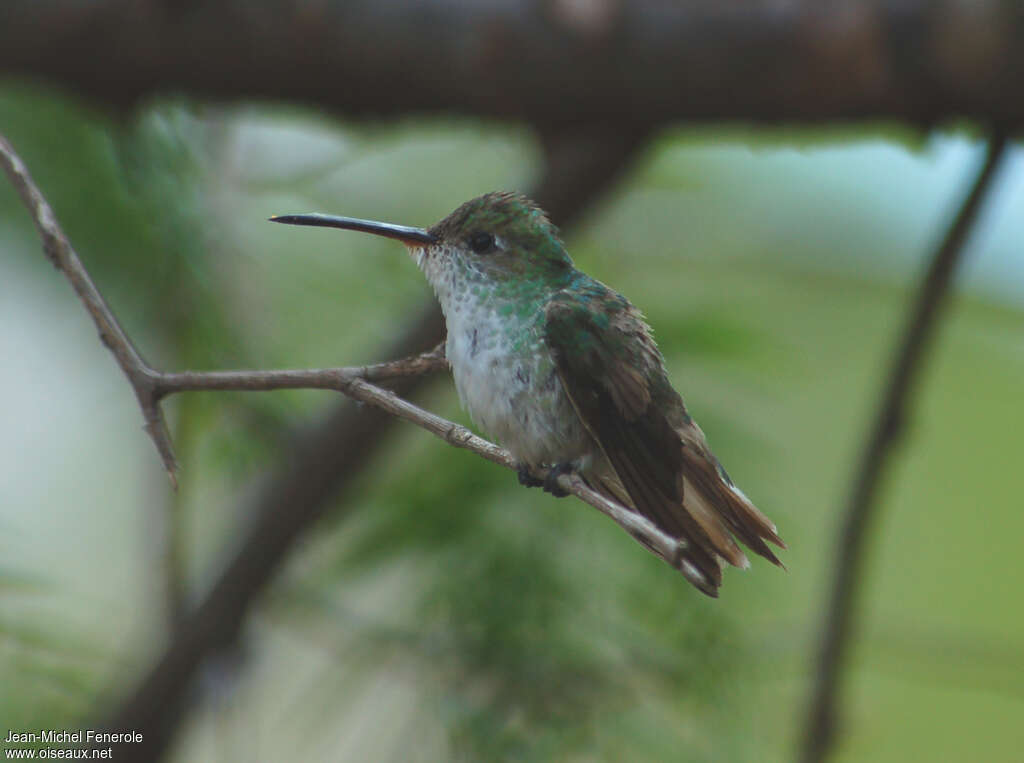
xmin=589 ymin=442 xmax=784 ymax=597
xmin=678 ymin=424 xmax=787 ymax=570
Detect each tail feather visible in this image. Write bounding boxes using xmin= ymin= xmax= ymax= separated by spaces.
xmin=585 ymin=425 xmax=785 ymax=596
xmin=679 ymin=430 xmax=786 ymax=569
xmin=681 ymin=475 xmax=749 ymax=569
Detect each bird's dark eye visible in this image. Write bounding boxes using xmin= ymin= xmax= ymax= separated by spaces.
xmin=468 ymin=231 xmax=496 ymax=254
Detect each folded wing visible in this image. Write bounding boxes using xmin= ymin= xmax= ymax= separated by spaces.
xmin=544 ymin=285 xmax=784 ymax=595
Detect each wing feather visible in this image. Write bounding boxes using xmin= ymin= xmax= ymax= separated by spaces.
xmin=545 ymin=285 xmax=782 ymax=594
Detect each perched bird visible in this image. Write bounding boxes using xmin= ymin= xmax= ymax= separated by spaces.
xmin=272 ymin=192 xmax=784 ymax=595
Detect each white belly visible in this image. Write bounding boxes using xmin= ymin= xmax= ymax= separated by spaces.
xmin=445 ymin=308 xmax=591 ymax=467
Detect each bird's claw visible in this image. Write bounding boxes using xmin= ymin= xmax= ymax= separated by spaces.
xmin=517 ymin=463 xmax=573 ymax=497
xmin=517 ymin=465 xmax=544 ymax=489
xmin=542 ymin=463 xmax=573 ymax=498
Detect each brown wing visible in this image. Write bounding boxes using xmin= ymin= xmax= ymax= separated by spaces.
xmin=544 ymin=287 xmax=783 ymax=595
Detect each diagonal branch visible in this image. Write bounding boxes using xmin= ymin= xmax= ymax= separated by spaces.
xmin=0 ymin=133 xmax=180 ymax=485
xmin=332 ymin=378 xmax=706 ymax=583
xmin=799 ymin=133 xmax=1010 ymax=763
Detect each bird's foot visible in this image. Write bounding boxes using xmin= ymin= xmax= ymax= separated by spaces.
xmin=542 ymin=462 xmax=573 ymax=498
xmin=517 ymin=464 xmax=544 ymax=489
xmin=516 ymin=462 xmax=573 ymax=497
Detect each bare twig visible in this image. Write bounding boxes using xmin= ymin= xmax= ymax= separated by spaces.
xmin=0 ymin=133 xmax=179 ymax=485
xmin=299 ymin=375 xmax=700 ymax=583
xmin=148 ymin=342 xmax=448 ymax=398
xmin=799 ymin=133 xmax=1010 ymax=763
xmin=3 ymin=1 xmax=1024 ymax=128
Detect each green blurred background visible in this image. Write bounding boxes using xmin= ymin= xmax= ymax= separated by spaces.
xmin=1 ymin=85 xmax=1022 ymax=761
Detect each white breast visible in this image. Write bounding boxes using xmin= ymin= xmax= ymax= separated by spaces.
xmin=444 ymin=298 xmax=590 ymax=467
xmin=411 ymin=242 xmax=591 ymax=467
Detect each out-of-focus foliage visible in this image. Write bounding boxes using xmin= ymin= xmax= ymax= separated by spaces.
xmin=2 ymin=82 xmax=1022 ymax=763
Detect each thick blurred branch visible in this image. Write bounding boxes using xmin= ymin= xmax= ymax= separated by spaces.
xmin=2 ymin=0 xmax=1024 ymax=128
xmin=799 ymin=133 xmax=1010 ymax=763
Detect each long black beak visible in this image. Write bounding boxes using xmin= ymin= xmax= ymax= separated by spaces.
xmin=269 ymin=213 xmax=437 ymax=245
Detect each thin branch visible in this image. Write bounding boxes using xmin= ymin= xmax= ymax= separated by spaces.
xmin=149 ymin=342 xmax=448 ymax=398
xmin=304 ymin=375 xmax=702 ymax=585
xmin=3 ymin=1 xmax=1024 ymax=128
xmin=0 ymin=133 xmax=179 ymax=485
xmin=799 ymin=133 xmax=1010 ymax=763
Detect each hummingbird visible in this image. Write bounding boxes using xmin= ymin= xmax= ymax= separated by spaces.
xmin=271 ymin=192 xmax=784 ymax=595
